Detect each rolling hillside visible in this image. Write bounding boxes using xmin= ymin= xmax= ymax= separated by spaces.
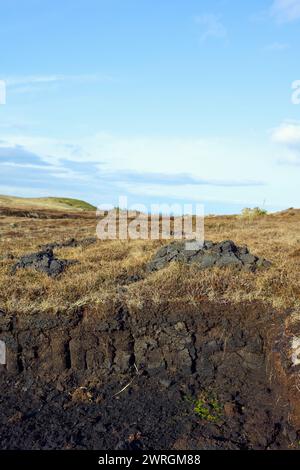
xmin=0 ymin=195 xmax=96 ymax=212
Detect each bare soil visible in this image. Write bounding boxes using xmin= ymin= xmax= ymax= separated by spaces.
xmin=0 ymin=300 xmax=298 ymax=450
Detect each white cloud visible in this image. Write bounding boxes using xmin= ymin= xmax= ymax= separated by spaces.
xmin=118 ymin=182 xmax=267 ymax=206
xmin=271 ymin=121 xmax=300 ymax=165
xmin=0 ymin=120 xmax=30 ymax=130
xmin=195 ymin=14 xmax=227 ymax=42
xmin=5 ymin=74 xmax=112 ymax=87
xmin=271 ymin=0 xmax=300 ymax=23
xmin=272 ymin=121 xmax=300 ymax=145
xmin=2 ymin=131 xmax=300 ymax=209
xmin=2 ymin=74 xmax=115 ymax=94
xmin=0 ymin=132 xmax=275 ymax=208
xmin=0 ymin=133 xmax=270 ymax=184
xmin=264 ymin=42 xmax=289 ymax=51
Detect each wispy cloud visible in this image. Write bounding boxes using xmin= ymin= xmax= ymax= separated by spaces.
xmin=0 ymin=144 xmax=49 ymax=166
xmin=195 ymin=14 xmax=227 ymax=43
xmin=1 ymin=133 xmax=269 ymax=186
xmin=0 ymin=120 xmax=30 ymax=131
xmin=264 ymin=42 xmax=289 ymax=51
xmin=0 ymin=142 xmax=263 ymax=189
xmin=0 ymin=143 xmax=96 ymax=197
xmin=98 ymin=169 xmax=264 ymax=188
xmin=271 ymin=0 xmax=300 ymax=23
xmin=0 ymin=134 xmax=268 ymax=209
xmin=5 ymin=74 xmax=113 ymax=87
xmin=3 ymin=74 xmax=115 ymax=94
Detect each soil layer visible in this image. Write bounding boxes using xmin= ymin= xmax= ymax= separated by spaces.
xmin=0 ymin=300 xmax=299 ymax=449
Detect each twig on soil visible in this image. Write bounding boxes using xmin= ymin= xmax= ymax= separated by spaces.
xmin=112 ymin=363 xmax=140 ymax=398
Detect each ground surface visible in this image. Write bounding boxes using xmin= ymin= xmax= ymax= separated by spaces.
xmin=0 ymin=201 xmax=300 ymax=450
xmin=0 ymin=195 xmax=96 ymax=212
xmin=0 ymin=204 xmax=300 ymax=315
xmin=0 ymin=371 xmax=294 ymax=450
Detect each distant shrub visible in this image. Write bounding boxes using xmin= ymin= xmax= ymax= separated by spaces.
xmin=240 ymin=207 xmax=268 ymax=219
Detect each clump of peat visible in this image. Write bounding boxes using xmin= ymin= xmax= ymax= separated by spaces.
xmin=12 ymin=249 xmax=77 ymax=277
xmin=147 ymin=240 xmax=271 ymax=272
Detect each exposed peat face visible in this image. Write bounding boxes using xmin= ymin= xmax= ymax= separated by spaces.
xmin=1 ymin=210 xmax=300 ymax=450
xmin=0 ymin=300 xmax=298 ymax=450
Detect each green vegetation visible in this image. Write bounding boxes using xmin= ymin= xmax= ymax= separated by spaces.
xmin=240 ymin=207 xmax=268 ymax=219
xmin=185 ymin=392 xmax=223 ymax=423
xmin=45 ymin=197 xmax=96 ymax=211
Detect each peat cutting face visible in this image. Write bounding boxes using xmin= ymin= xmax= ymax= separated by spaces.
xmin=0 ymin=208 xmax=300 ymax=449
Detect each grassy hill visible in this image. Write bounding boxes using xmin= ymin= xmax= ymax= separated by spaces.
xmin=0 ymin=195 xmax=96 ymax=212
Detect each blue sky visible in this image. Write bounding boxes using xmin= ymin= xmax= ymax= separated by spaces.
xmin=0 ymin=0 xmax=300 ymax=214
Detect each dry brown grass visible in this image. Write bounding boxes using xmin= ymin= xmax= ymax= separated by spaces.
xmin=0 ymin=207 xmax=300 ymax=315
xmin=0 ymin=195 xmax=96 ymax=211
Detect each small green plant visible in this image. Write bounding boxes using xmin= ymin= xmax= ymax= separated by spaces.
xmin=185 ymin=392 xmax=223 ymax=423
xmin=240 ymin=207 xmax=268 ymax=219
